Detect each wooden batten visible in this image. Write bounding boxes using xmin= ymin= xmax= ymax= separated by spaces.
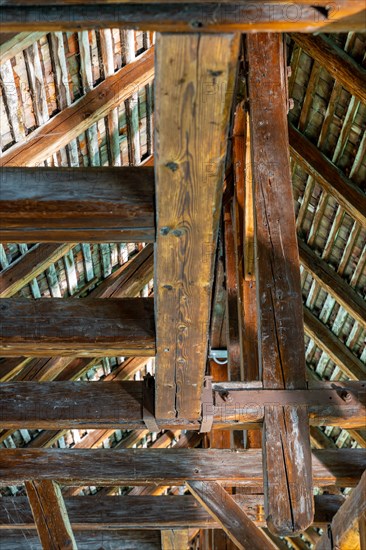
xmin=247 ymin=33 xmax=314 ymax=536
xmin=154 ymin=32 xmax=240 ymax=420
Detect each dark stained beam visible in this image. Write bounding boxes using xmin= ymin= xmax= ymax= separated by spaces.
xmin=292 ymin=33 xmax=366 ymax=103
xmin=247 ymin=33 xmax=313 ymax=536
xmin=187 ymin=481 xmax=277 ymax=550
xmin=154 ymin=33 xmax=239 ymax=419
xmin=25 ymin=480 xmax=77 ymax=550
xmin=0 ymin=298 xmax=155 ymax=357
xmin=289 ymin=124 xmax=366 ymax=227
xmin=0 ymin=2 xmax=364 ymax=33
xmin=0 ymin=167 xmax=155 ymax=242
xmin=0 ymin=448 xmax=364 ymax=487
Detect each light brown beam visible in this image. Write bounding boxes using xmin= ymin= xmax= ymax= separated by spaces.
xmin=0 ymin=167 xmax=155 ymax=242
xmin=289 ymin=124 xmax=366 ymax=227
xmin=316 ymin=470 xmax=366 ymax=550
xmin=187 ymin=481 xmax=277 ymax=550
xmin=0 ymin=47 xmax=154 ymax=167
xmin=0 ymin=298 xmax=155 ymax=357
xmin=154 ymin=32 xmax=239 ymax=420
xmin=161 ymin=530 xmax=189 ymax=550
xmin=0 ymin=31 xmax=45 ymax=63
xmin=247 ymin=33 xmax=313 ymax=536
xmin=25 ymin=480 xmax=77 ymax=550
xmin=292 ymin=33 xmax=366 ymax=104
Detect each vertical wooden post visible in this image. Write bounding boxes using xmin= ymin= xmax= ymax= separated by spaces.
xmin=246 ymin=33 xmax=314 ymax=536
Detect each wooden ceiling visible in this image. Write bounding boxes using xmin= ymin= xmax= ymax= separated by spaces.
xmin=0 ymin=2 xmax=365 ymax=549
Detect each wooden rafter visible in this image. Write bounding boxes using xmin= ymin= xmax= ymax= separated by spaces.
xmin=0 ymin=31 xmax=45 ymax=64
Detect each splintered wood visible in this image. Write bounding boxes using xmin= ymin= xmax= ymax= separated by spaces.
xmin=154 ymin=33 xmax=239 ymax=419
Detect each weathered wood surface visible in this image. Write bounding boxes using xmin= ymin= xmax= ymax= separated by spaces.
xmin=0 ymin=448 xmax=364 ymax=486
xmin=0 ymin=2 xmax=364 ymax=32
xmin=0 ymin=243 xmax=74 ymax=297
xmin=187 ymin=481 xmax=276 ymax=550
xmin=1 ymin=381 xmax=365 ymax=429
xmin=0 ymin=31 xmax=45 ymax=64
xmin=299 ymin=239 xmax=366 ymax=330
xmin=0 ymin=47 xmax=154 ymax=167
xmin=154 ymin=33 xmax=239 ymax=419
xmin=161 ymin=529 xmax=189 ymax=550
xmin=0 ymin=494 xmax=346 ymax=530
xmin=316 ymin=470 xmax=366 ymax=550
xmin=0 ymin=167 xmax=155 ymax=242
xmin=289 ymin=124 xmax=366 ymax=227
xmin=25 ymin=480 xmax=77 ymax=550
xmin=0 ymin=298 xmax=155 ymax=357
xmin=292 ymin=33 xmax=366 ymax=104
xmin=247 ymin=33 xmax=313 ymax=536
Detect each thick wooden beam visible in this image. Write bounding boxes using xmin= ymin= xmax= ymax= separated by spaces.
xmin=0 ymin=167 xmax=155 ymax=242
xmin=0 ymin=47 xmax=154 ymax=167
xmin=289 ymin=124 xmax=366 ymax=227
xmin=299 ymin=239 xmax=366 ymax=330
xmin=0 ymin=243 xmax=74 ymax=298
xmin=154 ymin=33 xmax=239 ymax=419
xmin=0 ymin=448 xmax=364 ymax=486
xmin=25 ymin=480 xmax=77 ymax=550
xmin=292 ymin=33 xmax=366 ymax=103
xmin=316 ymin=470 xmax=366 ymax=550
xmin=187 ymin=481 xmax=276 ymax=550
xmin=0 ymin=494 xmax=346 ymax=530
xmin=0 ymin=298 xmax=155 ymax=357
xmin=303 ymin=306 xmax=366 ymax=380
xmin=0 ymin=31 xmax=45 ymax=64
xmin=1 ymin=380 xmax=365 ymax=429
xmin=161 ymin=529 xmax=189 ymax=550
xmin=247 ymin=33 xmax=313 ymax=536
xmin=0 ymin=2 xmax=364 ymax=32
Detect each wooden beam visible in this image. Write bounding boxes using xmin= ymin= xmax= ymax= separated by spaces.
xmin=289 ymin=124 xmax=366 ymax=227
xmin=0 ymin=167 xmax=155 ymax=242
xmin=0 ymin=2 xmax=364 ymax=32
xmin=247 ymin=33 xmax=313 ymax=536
xmin=303 ymin=306 xmax=366 ymax=380
xmin=0 ymin=243 xmax=74 ymax=297
xmin=154 ymin=32 xmax=239 ymax=419
xmin=0 ymin=31 xmax=45 ymax=64
xmin=0 ymin=448 xmax=364 ymax=486
xmin=292 ymin=33 xmax=366 ymax=103
xmin=187 ymin=481 xmax=276 ymax=550
xmin=299 ymin=239 xmax=366 ymax=330
xmin=316 ymin=470 xmax=366 ymax=550
xmin=0 ymin=47 xmax=154 ymax=167
xmin=0 ymin=298 xmax=155 ymax=357
xmin=0 ymin=494 xmax=346 ymax=530
xmin=161 ymin=529 xmax=189 ymax=550
xmin=25 ymin=480 xmax=77 ymax=550
xmin=1 ymin=380 xmax=365 ymax=430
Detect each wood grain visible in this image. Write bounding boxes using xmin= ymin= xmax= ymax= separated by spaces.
xmin=154 ymin=32 xmax=239 ymax=419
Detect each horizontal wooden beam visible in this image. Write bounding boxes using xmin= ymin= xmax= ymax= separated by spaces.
xmin=0 ymin=448 xmax=364 ymax=486
xmin=299 ymin=239 xmax=366 ymax=330
xmin=289 ymin=124 xmax=366 ymax=227
xmin=0 ymin=2 xmax=364 ymax=32
xmin=0 ymin=167 xmax=155 ymax=242
xmin=0 ymin=298 xmax=155 ymax=357
xmin=0 ymin=380 xmax=364 ymax=429
xmin=0 ymin=494 xmax=346 ymax=530
xmin=0 ymin=47 xmax=154 ymax=167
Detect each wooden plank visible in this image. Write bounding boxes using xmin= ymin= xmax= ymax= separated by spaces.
xmin=0 ymin=47 xmax=154 ymax=167
xmin=0 ymin=449 xmax=363 ymax=488
xmin=0 ymin=31 xmax=45 ymax=64
xmin=0 ymin=494 xmax=346 ymax=530
xmin=0 ymin=243 xmax=74 ymax=297
xmin=0 ymin=2 xmax=364 ymax=32
xmin=187 ymin=481 xmax=276 ymax=550
xmin=299 ymin=239 xmax=366 ymax=330
xmin=289 ymin=124 xmax=366 ymax=227
xmin=292 ymin=33 xmax=366 ymax=104
xmin=0 ymin=167 xmax=155 ymax=242
xmin=161 ymin=529 xmax=189 ymax=550
xmin=247 ymin=33 xmax=313 ymax=536
xmin=25 ymin=480 xmax=77 ymax=550
xmin=154 ymin=33 xmax=239 ymax=419
xmin=316 ymin=470 xmax=366 ymax=550
xmin=0 ymin=298 xmax=155 ymax=357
